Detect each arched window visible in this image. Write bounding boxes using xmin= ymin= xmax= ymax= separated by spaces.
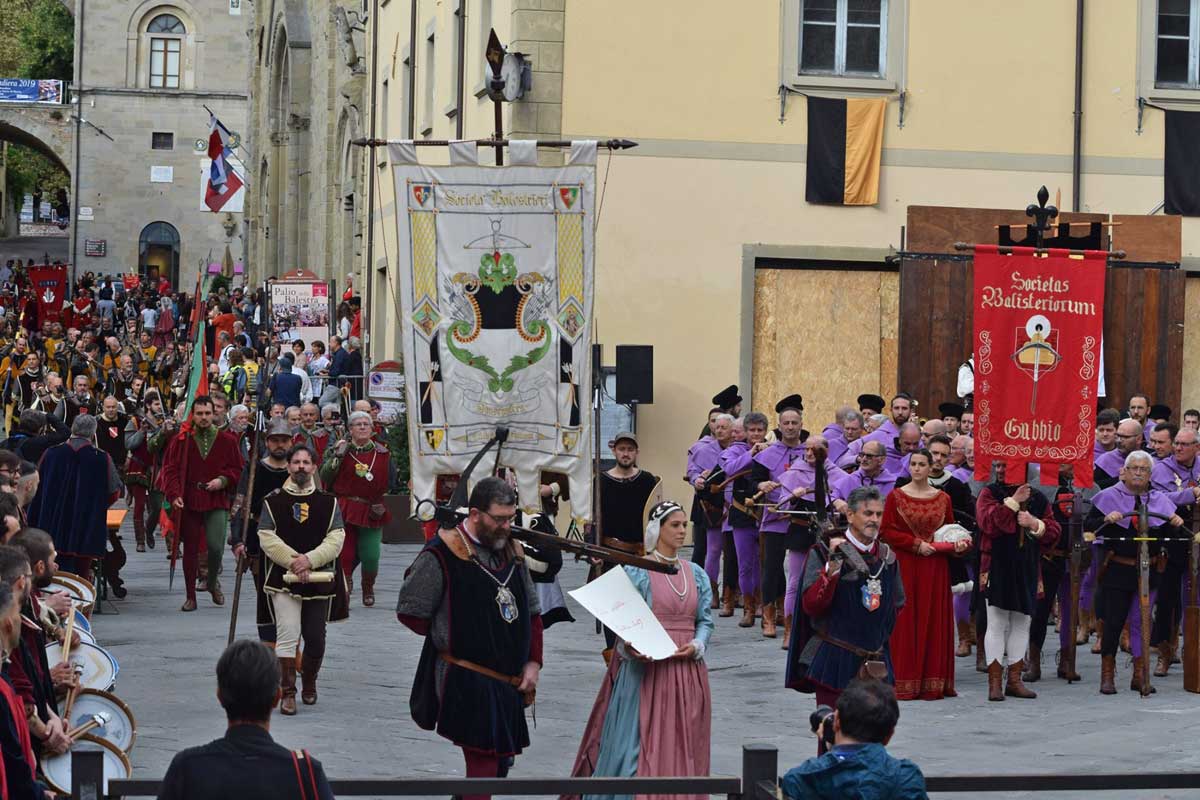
xmin=148 ymin=14 xmax=186 ymax=88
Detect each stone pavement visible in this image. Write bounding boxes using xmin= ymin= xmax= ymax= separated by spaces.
xmin=90 ymin=517 xmax=1200 ymax=798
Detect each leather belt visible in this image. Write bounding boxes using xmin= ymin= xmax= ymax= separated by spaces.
xmin=1106 ymin=554 xmax=1137 ymax=568
xmin=815 ymin=631 xmax=883 ymax=660
xmin=602 ymin=538 xmax=644 ymax=555
xmin=439 ymin=652 xmax=535 ymax=706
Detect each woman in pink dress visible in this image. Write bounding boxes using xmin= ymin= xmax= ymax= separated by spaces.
xmin=567 ymin=501 xmax=714 ymax=800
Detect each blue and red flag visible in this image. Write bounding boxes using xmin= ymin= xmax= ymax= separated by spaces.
xmin=205 ymin=113 xmax=243 ymax=212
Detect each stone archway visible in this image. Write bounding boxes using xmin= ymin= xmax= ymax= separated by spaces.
xmin=0 ymin=104 xmax=73 ymax=174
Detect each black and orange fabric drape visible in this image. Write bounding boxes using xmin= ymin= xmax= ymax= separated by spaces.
xmin=805 ymin=96 xmax=886 ymax=206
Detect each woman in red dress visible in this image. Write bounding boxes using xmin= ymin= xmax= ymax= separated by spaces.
xmin=881 ymin=449 xmax=966 ymax=700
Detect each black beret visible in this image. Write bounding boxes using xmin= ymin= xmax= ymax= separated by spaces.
xmin=775 ymin=394 xmax=804 ymax=414
xmin=711 ymin=385 xmax=741 ymax=409
xmin=938 ymin=402 xmax=965 ymax=419
xmin=857 ymin=394 xmax=886 ymax=414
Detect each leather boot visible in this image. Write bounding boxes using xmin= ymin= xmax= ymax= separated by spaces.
xmin=300 ymin=654 xmax=321 ymax=705
xmin=1022 ymin=645 xmax=1041 ymax=683
xmin=279 ymin=657 xmax=298 ymax=715
xmin=1130 ymin=656 xmax=1156 ymax=694
xmin=1091 ymin=620 xmax=1104 ymax=654
xmin=761 ymin=600 xmax=777 ymax=638
xmin=1100 ymin=654 xmax=1117 ymax=694
xmin=1120 ymin=627 xmax=1131 ymax=654
xmin=719 ymin=586 xmax=735 ymax=617
xmin=1005 ymin=661 xmax=1037 ymax=699
xmin=1076 ymin=609 xmax=1092 ymax=645
xmin=361 ymin=570 xmax=377 ymax=607
xmin=739 ymin=592 xmax=758 ymax=628
xmin=782 ymin=615 xmax=792 ymax=650
xmin=987 ymin=661 xmax=1004 ymax=701
xmin=709 ymin=578 xmax=719 ymax=609
xmin=1057 ymin=647 xmax=1081 ymax=682
xmin=347 ymin=571 xmax=354 ymax=600
xmin=1155 ymin=641 xmax=1172 ymax=678
xmin=1170 ymin=624 xmax=1182 ymax=665
xmin=976 ymin=643 xmax=988 ymax=673
xmin=967 ymin=620 xmax=977 ymax=645
xmin=209 ymin=577 xmax=225 ymax=606
xmin=955 ymin=620 xmax=972 ymax=657
xmin=133 ymin=508 xmax=146 ymax=552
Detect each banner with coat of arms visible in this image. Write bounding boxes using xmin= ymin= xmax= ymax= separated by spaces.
xmin=389 ymin=141 xmax=597 ymax=520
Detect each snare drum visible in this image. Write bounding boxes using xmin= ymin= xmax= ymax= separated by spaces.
xmin=74 ymin=608 xmax=92 ymax=635
xmin=45 ymin=641 xmax=118 ymax=691
xmin=41 ymin=734 xmax=132 ymax=796
xmin=65 ymin=689 xmax=136 ymax=753
xmin=48 ymin=573 xmax=96 ymax=615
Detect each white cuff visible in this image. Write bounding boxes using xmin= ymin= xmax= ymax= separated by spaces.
xmin=1003 ymin=497 xmax=1021 ymax=513
xmin=690 ymin=639 xmax=706 ymax=660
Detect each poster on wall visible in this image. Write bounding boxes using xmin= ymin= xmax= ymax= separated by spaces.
xmin=389 ymin=141 xmax=597 ymax=519
xmin=0 ymin=79 xmax=61 ymax=104
xmin=972 ymin=245 xmax=1107 ymax=487
xmin=269 ymin=275 xmax=331 ymax=356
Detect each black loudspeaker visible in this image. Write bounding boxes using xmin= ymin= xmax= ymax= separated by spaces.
xmin=615 ymin=345 xmax=653 ymax=404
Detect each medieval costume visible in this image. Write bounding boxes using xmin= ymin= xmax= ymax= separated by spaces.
xmin=158 ymin=422 xmax=244 ymax=610
xmin=231 ymin=438 xmax=291 ymax=645
xmin=684 ymin=432 xmax=724 ymax=599
xmin=880 ymin=488 xmax=956 ymax=700
xmin=1087 ymin=482 xmax=1185 ymax=694
xmin=752 ymin=432 xmax=807 ymax=636
xmin=320 ymin=439 xmax=392 ymax=607
xmin=397 ymin=523 xmax=543 ymax=792
xmin=124 ymin=411 xmax=166 ymax=550
xmin=1150 ymin=453 xmax=1200 ymax=675
xmin=976 ymin=481 xmax=1060 ymax=700
xmin=259 ymin=477 xmax=348 ymax=714
xmin=786 ymin=529 xmax=905 ymax=708
xmin=715 ymin=440 xmax=752 ymax=620
xmin=597 ymin=464 xmax=660 ymax=649
xmin=567 ymin=504 xmax=713 ymax=800
xmin=28 ymin=435 xmax=122 ymax=580
xmin=294 ymin=425 xmax=331 ymax=465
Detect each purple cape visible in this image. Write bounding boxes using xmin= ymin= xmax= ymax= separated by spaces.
xmin=1091 ymin=483 xmax=1178 ymax=529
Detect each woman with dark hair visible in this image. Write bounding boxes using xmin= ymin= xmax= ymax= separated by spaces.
xmin=881 ymin=449 xmax=962 ymax=700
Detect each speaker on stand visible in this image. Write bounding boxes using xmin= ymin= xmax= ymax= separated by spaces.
xmin=615 ymin=345 xmax=653 ymax=405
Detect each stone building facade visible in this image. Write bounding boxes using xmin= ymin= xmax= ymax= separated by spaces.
xmin=244 ymin=0 xmax=368 ymax=290
xmin=69 ymin=0 xmax=250 ymax=287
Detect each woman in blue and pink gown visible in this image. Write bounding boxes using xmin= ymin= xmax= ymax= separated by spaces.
xmin=567 ymin=501 xmax=714 ymax=800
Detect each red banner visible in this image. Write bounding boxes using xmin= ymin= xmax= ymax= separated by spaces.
xmin=28 ymin=265 xmax=67 ymax=325
xmin=972 ymin=246 xmax=1106 ymax=487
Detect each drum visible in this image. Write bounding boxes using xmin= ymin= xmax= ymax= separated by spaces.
xmin=65 ymin=689 xmax=136 ymax=753
xmin=41 ymin=734 xmax=132 ymax=796
xmin=48 ymin=574 xmax=96 ymax=615
xmin=74 ymin=608 xmax=92 ymax=635
xmin=70 ymin=628 xmax=96 ymax=647
xmin=45 ymin=641 xmax=118 ymax=691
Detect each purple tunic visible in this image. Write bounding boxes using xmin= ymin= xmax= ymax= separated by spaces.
xmin=821 ymin=423 xmax=847 ymax=465
xmin=755 ymin=441 xmax=807 ymax=533
xmin=1150 ymin=455 xmax=1200 ymax=507
xmin=1094 ymin=448 xmax=1126 ymax=480
xmin=951 ymin=465 xmax=974 ymax=484
xmin=1093 ymin=440 xmax=1112 ymax=459
xmin=776 ymin=462 xmax=848 ymax=510
xmin=719 ymin=442 xmax=753 ymax=532
xmin=1092 ymin=484 xmax=1179 ymax=530
xmin=831 ymin=468 xmax=897 ymax=501
xmin=686 ymin=435 xmax=722 ymax=482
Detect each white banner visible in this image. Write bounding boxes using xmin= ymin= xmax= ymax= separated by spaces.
xmin=269 ymin=281 xmax=331 ymax=355
xmin=569 ymin=567 xmax=677 ymax=660
xmin=392 ymin=155 xmax=596 ymax=520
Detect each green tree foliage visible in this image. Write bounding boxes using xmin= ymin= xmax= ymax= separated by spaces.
xmin=5 ymin=145 xmax=67 ymax=211
xmin=16 ymin=0 xmax=73 ymax=82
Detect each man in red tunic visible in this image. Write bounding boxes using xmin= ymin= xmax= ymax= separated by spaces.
xmin=159 ymin=396 xmax=244 ymax=611
xmin=319 ymin=410 xmax=390 ymax=607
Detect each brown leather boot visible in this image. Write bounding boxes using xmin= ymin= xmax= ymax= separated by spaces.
xmin=1091 ymin=620 xmax=1104 ymax=654
xmin=300 ymin=654 xmax=321 ymax=705
xmin=761 ymin=600 xmax=777 ymax=638
xmin=1154 ymin=641 xmax=1172 ymax=678
xmin=1130 ymin=656 xmax=1156 ymax=694
xmin=1005 ymin=661 xmax=1037 ymax=699
xmin=1120 ymin=627 xmax=1131 ymax=654
xmin=709 ymin=578 xmax=719 ymax=609
xmin=739 ymin=592 xmax=758 ymax=628
xmin=1100 ymin=654 xmax=1117 ymax=694
xmin=976 ymin=643 xmax=988 ymax=673
xmin=209 ymin=577 xmax=225 ymax=606
xmin=361 ymin=570 xmax=377 ymax=607
xmin=719 ymin=586 xmax=735 ymax=617
xmin=279 ymin=657 xmax=298 ymax=715
xmin=967 ymin=620 xmax=977 ymax=645
xmin=1172 ymin=624 xmax=1182 ymax=664
xmin=956 ymin=620 xmax=972 ymax=657
xmin=987 ymin=661 xmax=1004 ymax=701
xmin=1022 ymin=645 xmax=1041 ymax=683
xmin=1076 ymin=609 xmax=1092 ymax=645
xmin=1057 ymin=647 xmax=1081 ymax=682
xmin=782 ymin=615 xmax=792 ymax=650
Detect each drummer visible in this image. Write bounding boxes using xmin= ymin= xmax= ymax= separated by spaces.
xmin=0 ymin=576 xmax=41 ymax=799
xmin=7 ymin=529 xmax=73 ymax=766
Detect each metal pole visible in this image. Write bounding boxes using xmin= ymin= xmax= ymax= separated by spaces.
xmin=738 ymin=743 xmax=778 ymax=800
xmin=493 ymin=98 xmax=504 ymax=165
xmin=69 ymin=0 xmax=86 ymax=286
xmin=352 ymin=137 xmax=637 ymax=150
xmin=455 ymin=0 xmax=466 ymax=140
xmin=364 ymin=0 xmax=380 ymax=364
xmin=1072 ymin=0 xmax=1085 ymax=212
xmin=407 ymin=0 xmax=418 ymax=138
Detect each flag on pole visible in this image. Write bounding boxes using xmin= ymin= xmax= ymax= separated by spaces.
xmin=180 ymin=273 xmax=210 ymax=424
xmin=204 ymin=113 xmax=244 ymax=212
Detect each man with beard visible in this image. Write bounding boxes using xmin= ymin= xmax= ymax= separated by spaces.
xmin=1128 ymin=393 xmax=1152 ymax=440
xmin=258 ymin=444 xmax=347 ymax=714
xmin=754 ymin=397 xmax=808 ymax=633
xmin=1095 ymin=418 xmax=1147 ymax=489
xmin=31 ymin=372 xmax=66 ymax=420
xmin=294 ymin=403 xmax=330 ymax=463
xmin=1149 ymin=427 xmax=1200 ymax=677
xmin=159 ymin=396 xmax=244 ymax=611
xmin=785 ymin=486 xmax=904 ymax=708
xmin=397 ymin=476 xmax=542 ymax=789
xmin=65 ymin=374 xmax=96 ymax=424
xmin=831 ymin=440 xmax=897 ymax=513
xmin=28 ymin=414 xmax=122 ymax=581
xmin=231 ymin=419 xmax=294 ymax=646
xmin=94 ymin=395 xmax=130 ymax=476
xmin=107 ymin=354 xmax=138 ymax=407
xmin=10 ymin=351 xmax=43 ymax=422
xmin=837 ymin=394 xmax=915 ymax=470
xmin=0 ymin=564 xmax=41 ymax=800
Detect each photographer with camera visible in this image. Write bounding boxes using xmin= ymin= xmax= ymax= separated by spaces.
xmin=785 ymin=486 xmax=904 ymax=710
xmin=782 ymin=679 xmax=926 ymax=799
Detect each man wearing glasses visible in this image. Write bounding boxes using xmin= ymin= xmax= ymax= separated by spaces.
xmin=398 ymin=476 xmax=542 ymax=792
xmin=831 ymin=440 xmax=896 ymax=515
xmin=1095 ymin=419 xmax=1147 ymax=490
xmin=1148 ymin=428 xmax=1200 ymax=678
